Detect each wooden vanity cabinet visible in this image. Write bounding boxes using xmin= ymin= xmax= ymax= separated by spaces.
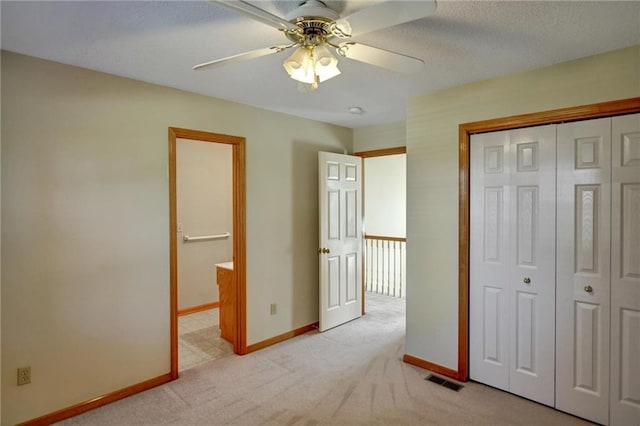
xmin=216 ymin=266 xmax=235 ymax=344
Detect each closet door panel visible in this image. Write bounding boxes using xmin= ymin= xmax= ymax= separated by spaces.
xmin=470 ymin=131 xmax=511 ymax=390
xmin=556 ymin=118 xmax=611 ymax=425
xmin=611 ymin=113 xmax=640 ymax=426
xmin=508 ymin=125 xmax=556 ymax=407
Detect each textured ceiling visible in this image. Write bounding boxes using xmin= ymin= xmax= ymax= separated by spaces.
xmin=2 ymin=1 xmax=639 ymax=128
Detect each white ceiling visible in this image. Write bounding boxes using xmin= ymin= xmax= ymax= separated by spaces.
xmin=2 ymin=1 xmax=639 ymax=128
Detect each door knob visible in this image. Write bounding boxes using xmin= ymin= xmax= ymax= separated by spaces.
xmin=318 ymin=248 xmax=330 ymax=254
xmin=523 ymin=277 xmax=531 ymax=284
xmin=584 ymin=285 xmax=593 ymax=294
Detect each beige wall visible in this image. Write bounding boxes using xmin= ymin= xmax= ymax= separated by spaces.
xmin=354 ymin=121 xmax=405 ymax=152
xmin=0 ymin=51 xmax=352 ymax=425
xmin=405 ymin=45 xmax=640 ymax=370
xmin=177 ymin=139 xmax=232 ymax=310
xmin=364 ymin=154 xmax=406 ymax=238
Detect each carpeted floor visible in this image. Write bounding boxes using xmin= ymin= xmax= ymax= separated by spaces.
xmin=58 ymin=293 xmax=591 ymax=425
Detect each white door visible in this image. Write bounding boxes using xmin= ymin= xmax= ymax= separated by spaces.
xmin=556 ymin=118 xmax=611 ymax=424
xmin=470 ymin=130 xmax=511 ymax=391
xmin=507 ymin=125 xmax=557 ymax=406
xmin=470 ymin=126 xmax=556 ymax=406
xmin=610 ymin=113 xmax=640 ymax=426
xmin=318 ymin=152 xmax=363 ymax=332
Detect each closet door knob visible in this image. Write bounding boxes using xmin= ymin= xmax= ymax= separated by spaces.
xmin=523 ymin=277 xmax=531 ymax=284
xmin=584 ymin=285 xmax=593 ymax=294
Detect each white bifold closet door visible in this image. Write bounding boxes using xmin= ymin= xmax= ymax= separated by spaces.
xmin=556 ymin=117 xmax=611 ymax=425
xmin=470 ymin=125 xmax=556 ymax=407
xmin=556 ymin=114 xmax=640 ymax=425
xmin=471 ymin=112 xmax=639 ymax=425
xmin=470 ymin=130 xmax=511 ymax=391
xmin=610 ymin=114 xmax=640 ymax=426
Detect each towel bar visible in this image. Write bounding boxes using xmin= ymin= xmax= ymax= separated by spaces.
xmin=183 ymin=232 xmax=231 ymax=242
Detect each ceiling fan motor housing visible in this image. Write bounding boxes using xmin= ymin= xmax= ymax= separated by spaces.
xmin=284 ymin=0 xmax=340 ymax=45
xmin=285 ymin=0 xmax=339 ymax=22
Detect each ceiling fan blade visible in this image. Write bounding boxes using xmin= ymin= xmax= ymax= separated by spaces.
xmin=211 ymin=0 xmax=299 ymax=32
xmin=333 ymin=0 xmax=437 ymax=38
xmin=338 ymin=42 xmax=424 ymax=74
xmin=194 ymin=45 xmax=290 ymax=70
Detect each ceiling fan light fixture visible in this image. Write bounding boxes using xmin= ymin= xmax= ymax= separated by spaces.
xmin=283 ymin=44 xmax=340 ymax=88
xmin=283 ymin=46 xmax=314 ymax=83
xmin=313 ymin=44 xmax=341 ymax=82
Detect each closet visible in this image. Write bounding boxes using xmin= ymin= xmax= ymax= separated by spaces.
xmin=469 ymin=113 xmax=639 ymax=425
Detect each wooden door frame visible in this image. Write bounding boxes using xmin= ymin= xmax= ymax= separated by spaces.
xmin=457 ymin=97 xmax=640 ymax=382
xmin=169 ymin=127 xmax=247 ymax=379
xmin=354 ymin=146 xmax=407 ymax=314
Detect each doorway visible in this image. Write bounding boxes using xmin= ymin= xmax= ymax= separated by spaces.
xmin=356 ymin=147 xmax=407 ymax=313
xmin=169 ymin=127 xmax=247 ymax=379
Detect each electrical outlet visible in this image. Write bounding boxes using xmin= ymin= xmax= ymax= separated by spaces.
xmin=270 ymin=303 xmax=277 ymax=315
xmin=17 ymin=366 xmax=31 ymax=386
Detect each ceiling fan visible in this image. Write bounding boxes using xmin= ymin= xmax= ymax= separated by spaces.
xmin=194 ymin=0 xmax=437 ymax=90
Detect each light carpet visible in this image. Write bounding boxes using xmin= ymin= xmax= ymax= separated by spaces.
xmin=58 ymin=293 xmax=591 ymax=425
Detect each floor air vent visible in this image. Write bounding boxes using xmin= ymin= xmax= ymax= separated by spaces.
xmin=425 ymin=374 xmax=463 ymax=392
